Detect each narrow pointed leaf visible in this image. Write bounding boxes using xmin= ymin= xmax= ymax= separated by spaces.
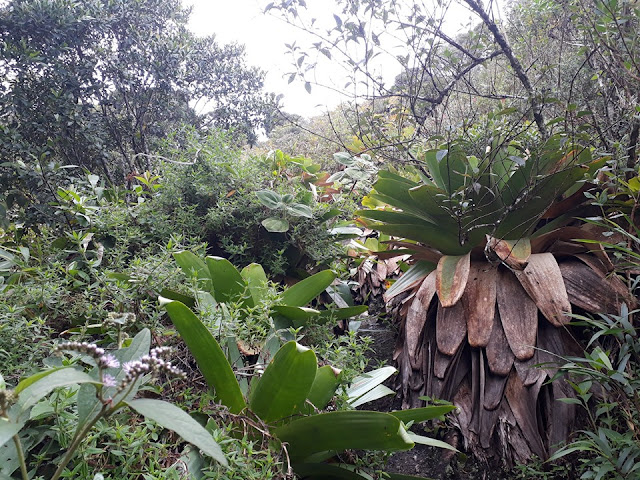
xmin=436 ymin=253 xmax=471 ymax=307
xmin=280 ymin=270 xmax=336 ymax=307
xmin=407 ymin=433 xmax=458 ymax=452
xmin=274 ymin=411 xmax=414 ymax=462
xmin=349 ymin=384 xmax=395 ymax=408
xmin=127 ymin=399 xmax=227 ymax=466
xmin=346 ymin=366 xmax=397 ymax=401
xmin=384 ymin=261 xmax=435 ymax=302
xmin=206 ymin=256 xmax=250 ymax=306
xmin=164 ymin=301 xmax=245 ymax=413
xmin=462 ymin=262 xmax=497 ymax=347
xmin=514 ymin=253 xmax=571 ymax=326
xmin=497 ymin=268 xmax=537 ymax=360
xmin=249 ymin=341 xmax=317 ymax=423
xmin=316 ymin=305 xmax=368 ymax=324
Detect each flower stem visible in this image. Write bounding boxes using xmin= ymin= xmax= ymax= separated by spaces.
xmin=50 ymin=405 xmax=108 ymax=480
xmin=13 ymin=435 xmax=28 ymax=480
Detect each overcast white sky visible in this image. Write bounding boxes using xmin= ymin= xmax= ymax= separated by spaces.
xmin=184 ymin=0 xmax=481 ymax=118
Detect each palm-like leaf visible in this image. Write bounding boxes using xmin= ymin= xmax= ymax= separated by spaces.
xmin=358 ymin=136 xmax=635 ymax=464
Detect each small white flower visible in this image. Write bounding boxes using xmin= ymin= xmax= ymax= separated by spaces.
xmin=101 ymin=374 xmax=117 ymax=388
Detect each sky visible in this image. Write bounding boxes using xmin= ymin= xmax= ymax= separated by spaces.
xmin=184 ymin=0 xmax=483 ymax=118
xmin=186 ymin=0 xmax=346 ymax=118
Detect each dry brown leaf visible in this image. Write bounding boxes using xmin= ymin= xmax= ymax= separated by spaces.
xmin=436 ymin=300 xmax=467 ymax=356
xmin=462 ymin=262 xmax=497 ymax=347
xmin=486 ymin=311 xmax=515 ymax=376
xmin=497 ymin=268 xmax=537 ymax=360
xmin=406 ymin=271 xmax=437 ymax=367
xmin=515 ymin=253 xmax=571 ymax=327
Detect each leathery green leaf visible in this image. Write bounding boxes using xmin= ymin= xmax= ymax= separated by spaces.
xmin=174 ymin=251 xmax=211 ymax=291
xmin=127 ymin=399 xmax=227 ymax=466
xmin=274 ymin=410 xmax=414 ymax=462
xmin=271 ymin=305 xmax=320 ymax=328
xmin=279 ymin=270 xmax=336 ymax=307
xmin=372 ymin=223 xmax=471 ymax=256
xmin=249 ymin=341 xmax=317 ymax=423
xmin=206 ymin=256 xmax=251 ymax=307
xmin=164 ymin=300 xmax=245 ymax=413
xmin=436 ymin=253 xmax=471 ymax=307
xmin=304 ymin=365 xmax=342 ymax=413
xmin=240 ymin=263 xmax=269 ymax=305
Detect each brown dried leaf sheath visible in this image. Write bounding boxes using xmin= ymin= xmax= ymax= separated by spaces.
xmin=486 ymin=311 xmax=515 ymax=376
xmin=405 ymin=271 xmax=437 ymax=366
xmin=515 ymin=253 xmax=571 ymax=326
xmin=462 ymin=262 xmax=497 ymax=348
xmin=497 ymin=268 xmax=537 ymax=360
xmin=436 ymin=300 xmax=467 ymax=356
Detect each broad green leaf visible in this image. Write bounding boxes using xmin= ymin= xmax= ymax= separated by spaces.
xmin=164 ymin=301 xmax=245 ymax=413
xmin=271 ymin=305 xmax=320 ymax=328
xmin=0 ymin=418 xmax=24 ymax=449
xmin=127 ymin=399 xmax=227 ymax=466
xmin=174 ymin=251 xmax=211 ymax=291
xmin=206 ymin=256 xmax=250 ymax=307
xmin=255 ymin=190 xmax=282 ymax=209
xmin=305 ymin=365 xmax=341 ymax=412
xmin=262 ymin=217 xmax=289 ymax=232
xmin=436 ymin=253 xmax=471 ymax=307
xmin=385 ymin=261 xmax=435 ymax=301
xmin=15 ymin=366 xmax=67 ymax=395
xmin=286 ymin=203 xmax=314 ymax=218
xmin=240 ymin=263 xmax=269 ymax=305
xmin=249 ymin=341 xmax=317 ymax=423
xmin=280 ymin=270 xmax=336 ymax=307
xmin=349 ymin=384 xmax=394 ymax=408
xmin=274 ymin=411 xmax=414 ymax=462
xmin=16 ymin=369 xmax=99 ymax=411
xmin=390 ymin=405 xmax=456 ymax=423
xmin=346 ymin=366 xmax=397 ymax=402
xmin=407 ymin=433 xmax=458 ymax=452
xmin=293 ymin=463 xmax=373 ymax=479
